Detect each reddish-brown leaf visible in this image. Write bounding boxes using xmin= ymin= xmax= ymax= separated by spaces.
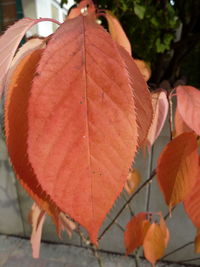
xmin=124 ymin=168 xmax=141 ymax=195
xmin=176 ymin=85 xmax=200 ymax=135
xmin=157 ymin=132 xmax=199 ymax=209
xmin=117 ymin=46 xmax=153 ymax=146
xmin=143 ymin=223 xmax=166 ymax=266
xmin=5 ymin=48 xmax=60 ymax=226
xmin=147 ymin=90 xmax=168 ymax=147
xmin=174 ymin=108 xmax=193 ymax=137
xmin=105 ymin=11 xmax=132 ymax=55
xmin=29 ymin=203 xmax=46 ymax=258
xmin=0 ymin=18 xmax=60 ymax=97
xmin=124 ymin=212 xmax=150 ymax=255
xmin=27 ymin=15 xmax=138 ymax=244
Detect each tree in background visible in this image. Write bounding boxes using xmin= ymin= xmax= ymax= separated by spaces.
xmin=62 ymin=0 xmax=200 ymax=88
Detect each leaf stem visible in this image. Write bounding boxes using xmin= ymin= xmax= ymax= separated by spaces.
xmin=98 ymin=169 xmax=156 ymax=241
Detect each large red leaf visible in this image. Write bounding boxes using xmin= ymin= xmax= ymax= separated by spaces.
xmin=117 ymin=46 xmax=153 ymax=146
xmin=147 ymin=90 xmax=168 ymax=148
xmin=124 ymin=212 xmax=150 ymax=255
xmin=27 ymin=15 xmax=138 ymax=244
xmin=176 ymin=85 xmax=200 ymax=135
xmin=157 ymin=132 xmax=199 ymax=208
xmin=5 ymin=48 xmax=60 ymax=226
xmin=0 ymin=17 xmax=60 ymax=97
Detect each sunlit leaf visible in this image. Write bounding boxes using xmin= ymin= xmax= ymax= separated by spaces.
xmin=157 ymin=132 xmax=199 ymax=209
xmin=124 ymin=168 xmax=141 ymax=195
xmin=174 ymin=108 xmax=193 ymax=137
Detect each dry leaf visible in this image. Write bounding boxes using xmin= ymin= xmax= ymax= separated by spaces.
xmin=124 ymin=168 xmax=141 ymax=194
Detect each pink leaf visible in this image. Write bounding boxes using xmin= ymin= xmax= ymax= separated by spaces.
xmin=0 ymin=17 xmax=61 ymax=98
xmin=105 ymin=11 xmax=132 ymax=55
xmin=29 ymin=203 xmax=46 ymax=259
xmin=176 ymin=85 xmax=200 ymax=135
xmin=59 ymin=213 xmax=76 ymax=238
xmin=147 ymin=90 xmax=169 ymax=147
xmin=174 ymin=108 xmax=193 ymax=137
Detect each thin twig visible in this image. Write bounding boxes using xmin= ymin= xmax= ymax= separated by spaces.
xmin=161 ymin=241 xmax=194 ymax=260
xmin=98 ymin=169 xmax=156 ymax=241
xmin=122 ymin=192 xmax=134 ymax=217
xmin=164 ymin=206 xmax=176 ymax=220
xmin=107 ymin=214 xmax=125 ymax=232
xmin=145 ymin=146 xmax=154 ymax=212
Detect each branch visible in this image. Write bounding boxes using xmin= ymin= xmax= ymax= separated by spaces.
xmin=161 ymin=241 xmax=194 ymax=260
xmin=98 ymin=169 xmax=156 ymax=241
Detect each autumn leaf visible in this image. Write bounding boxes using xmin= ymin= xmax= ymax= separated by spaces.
xmin=143 ymin=223 xmax=166 ymax=266
xmin=0 ymin=17 xmax=60 ymax=97
xmin=27 ymin=14 xmax=138 ymax=244
xmin=147 ymin=90 xmax=168 ymax=148
xmin=124 ymin=212 xmax=150 ymax=255
xmin=118 ymin=46 xmax=153 ymax=146
xmin=29 ymin=203 xmax=46 ymax=258
xmin=157 ymin=132 xmax=199 ymax=209
xmin=104 ymin=11 xmax=132 ymax=55
xmin=59 ymin=213 xmax=76 ymax=238
xmin=124 ymin=168 xmax=141 ymax=195
xmin=176 ymin=85 xmax=200 ymax=136
xmin=5 ymin=47 xmax=61 ymax=229
xmin=134 ymin=59 xmax=151 ymax=81
xmin=174 ymin=107 xmax=193 ymax=137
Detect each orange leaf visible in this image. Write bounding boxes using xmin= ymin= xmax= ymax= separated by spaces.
xmin=124 ymin=212 xmax=150 ymax=255
xmin=174 ymin=107 xmax=193 ymax=137
xmin=184 ymin=166 xmax=200 ymax=229
xmin=176 ymin=85 xmax=200 ymax=135
xmin=124 ymin=168 xmax=141 ymax=195
xmin=118 ymin=46 xmax=153 ymax=146
xmin=143 ymin=223 xmax=166 ymax=266
xmin=134 ymin=59 xmax=151 ymax=81
xmin=105 ymin=11 xmax=132 ymax=55
xmin=159 ymin=215 xmax=170 ymax=246
xmin=147 ymin=90 xmax=168 ymax=147
xmin=5 ymin=47 xmax=60 ymax=228
xmin=157 ymin=132 xmax=199 ymax=208
xmin=29 ymin=203 xmax=46 ymax=258
xmin=27 ymin=15 xmax=138 ymax=244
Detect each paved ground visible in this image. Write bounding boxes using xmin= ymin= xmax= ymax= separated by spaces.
xmin=0 ymin=235 xmax=190 ymax=267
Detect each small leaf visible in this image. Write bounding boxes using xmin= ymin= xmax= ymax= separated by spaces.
xmin=0 ymin=17 xmax=60 ymax=97
xmin=176 ymin=85 xmax=200 ymax=135
xmin=124 ymin=212 xmax=150 ymax=255
xmin=105 ymin=11 xmax=132 ymax=55
xmin=143 ymin=223 xmax=166 ymax=266
xmin=29 ymin=203 xmax=46 ymax=259
xmin=174 ymin=108 xmax=193 ymax=137
xmin=124 ymin=168 xmax=141 ymax=195
xmin=134 ymin=59 xmax=151 ymax=81
xmin=147 ymin=90 xmax=168 ymax=147
xmin=157 ymin=132 xmax=199 ymax=208
xmin=134 ymin=4 xmax=146 ymax=19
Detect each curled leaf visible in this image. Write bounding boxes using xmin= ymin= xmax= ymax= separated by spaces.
xmin=105 ymin=11 xmax=131 ymax=55
xmin=124 ymin=168 xmax=141 ymax=195
xmin=29 ymin=203 xmax=46 ymax=258
xmin=59 ymin=213 xmax=76 ymax=238
xmin=147 ymin=90 xmax=168 ymax=148
xmin=157 ymin=132 xmax=199 ymax=209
